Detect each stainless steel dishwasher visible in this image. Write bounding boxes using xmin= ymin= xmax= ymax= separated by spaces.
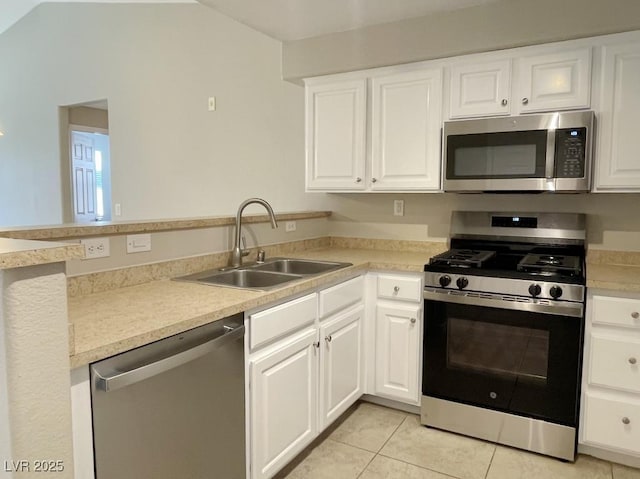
xmin=90 ymin=314 xmax=246 ymax=479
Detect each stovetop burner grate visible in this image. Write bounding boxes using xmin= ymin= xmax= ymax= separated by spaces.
xmin=517 ymin=253 xmax=581 ymax=275
xmin=429 ymin=249 xmax=496 ymax=268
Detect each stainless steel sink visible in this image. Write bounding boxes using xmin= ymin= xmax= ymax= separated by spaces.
xmin=177 ymin=269 xmax=302 ymax=290
xmin=174 ymin=257 xmax=352 ymax=290
xmin=251 ymin=258 xmax=351 ymax=276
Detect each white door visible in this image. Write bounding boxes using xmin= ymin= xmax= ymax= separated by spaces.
xmin=449 ymin=59 xmax=512 ymax=118
xmin=249 ymin=329 xmax=318 ymax=479
xmin=305 ymin=79 xmax=367 ymax=191
xmin=319 ymin=304 xmax=364 ymax=430
xmin=375 ymin=302 xmax=422 ymax=404
xmin=370 ymin=68 xmax=443 ymax=191
xmin=595 ymin=41 xmax=640 ymax=190
xmin=517 ymin=48 xmax=592 ymax=113
xmin=71 ymin=131 xmax=97 ymax=222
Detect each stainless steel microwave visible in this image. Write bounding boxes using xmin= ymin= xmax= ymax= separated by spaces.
xmin=443 ymin=111 xmax=595 ymax=193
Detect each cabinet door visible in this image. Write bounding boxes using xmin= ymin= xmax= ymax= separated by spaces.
xmin=517 ymin=48 xmax=591 ymax=113
xmin=449 ymin=59 xmax=512 ymax=118
xmin=250 ymin=329 xmax=318 ymax=479
xmin=582 ymin=392 xmax=640 ymax=455
xmin=305 ymin=79 xmax=367 ymax=191
xmin=595 ymin=41 xmax=640 ymax=190
xmin=375 ymin=302 xmax=422 ymax=404
xmin=319 ymin=304 xmax=364 ymax=430
xmin=370 ymin=68 xmax=443 ymax=191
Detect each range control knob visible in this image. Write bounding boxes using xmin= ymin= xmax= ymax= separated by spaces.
xmin=456 ymin=277 xmax=469 ymax=290
xmin=439 ymin=275 xmax=452 ymax=287
xmin=550 ymin=285 xmax=563 ymax=299
xmin=528 ymin=284 xmax=542 ymax=297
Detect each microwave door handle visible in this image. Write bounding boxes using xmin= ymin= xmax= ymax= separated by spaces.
xmin=545 ymin=129 xmax=556 ymax=180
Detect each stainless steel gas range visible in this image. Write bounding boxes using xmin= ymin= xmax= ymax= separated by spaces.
xmin=421 ymin=211 xmax=586 ymax=461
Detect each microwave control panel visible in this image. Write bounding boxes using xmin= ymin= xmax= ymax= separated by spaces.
xmin=555 ymin=128 xmax=587 ymax=178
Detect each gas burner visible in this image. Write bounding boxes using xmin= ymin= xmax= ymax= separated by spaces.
xmin=517 ymin=253 xmax=581 ymax=275
xmin=429 ymin=249 xmax=496 ymax=268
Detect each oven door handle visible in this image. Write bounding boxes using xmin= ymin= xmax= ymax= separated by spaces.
xmin=423 ymin=288 xmax=583 ymax=318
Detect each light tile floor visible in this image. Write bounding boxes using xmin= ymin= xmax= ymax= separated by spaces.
xmin=277 ymin=402 xmax=640 ymax=479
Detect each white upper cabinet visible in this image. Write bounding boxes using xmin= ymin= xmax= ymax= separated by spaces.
xmin=594 ymin=40 xmax=640 ymax=191
xmin=305 ymin=79 xmax=367 ymax=191
xmin=518 ymin=48 xmax=592 ymax=113
xmin=448 ymin=47 xmax=591 ymax=119
xmin=449 ymin=59 xmax=512 ymax=118
xmin=370 ymin=68 xmax=443 ymax=191
xmin=305 ymin=67 xmax=443 ymax=193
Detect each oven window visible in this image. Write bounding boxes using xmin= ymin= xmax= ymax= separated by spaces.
xmin=446 ymin=130 xmax=547 ymax=179
xmin=447 ymin=318 xmax=549 ymax=382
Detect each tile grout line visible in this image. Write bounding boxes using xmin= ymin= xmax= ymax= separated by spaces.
xmin=374 ymin=414 xmax=466 ymax=479
xmin=356 ymin=413 xmax=410 ymax=479
xmin=483 ymin=445 xmax=498 ymax=479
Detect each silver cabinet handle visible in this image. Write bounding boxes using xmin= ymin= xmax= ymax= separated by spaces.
xmin=372 ymin=178 xmax=377 ymax=183
xmin=93 ymin=325 xmax=245 ymax=392
xmin=393 ymin=286 xmax=400 ymax=293
xmin=630 ymin=357 xmax=637 ymax=365
xmin=501 ymin=99 xmax=508 ymax=106
xmin=622 ymin=417 xmax=631 ymax=425
xmin=410 ymin=318 xmax=417 ymax=324
xmin=356 ymin=177 xmax=362 ymax=183
xmin=632 ymin=312 xmax=639 ymax=319
xmin=522 ymin=97 xmax=529 ymax=105
xmin=325 ymin=335 xmax=332 ymax=343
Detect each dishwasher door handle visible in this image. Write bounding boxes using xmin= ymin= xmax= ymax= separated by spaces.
xmin=94 ymin=324 xmax=245 ymax=392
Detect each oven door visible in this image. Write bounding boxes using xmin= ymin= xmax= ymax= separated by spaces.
xmin=422 ymin=290 xmax=584 ymax=427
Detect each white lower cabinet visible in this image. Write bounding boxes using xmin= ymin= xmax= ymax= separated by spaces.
xmin=249 ymin=328 xmax=319 ymax=479
xmin=319 ymin=304 xmax=364 ymax=429
xmin=580 ymin=290 xmax=640 ymax=462
xmin=247 ymin=276 xmax=364 ymax=479
xmin=373 ymin=273 xmax=423 ymax=405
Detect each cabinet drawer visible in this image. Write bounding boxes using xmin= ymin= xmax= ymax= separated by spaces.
xmin=583 ymin=393 xmax=640 ymax=455
xmin=592 ymin=295 xmax=640 ymax=328
xmin=377 ymin=274 xmax=422 ymax=302
xmin=319 ymin=276 xmax=363 ymax=318
xmin=249 ymin=293 xmax=317 ymax=350
xmin=589 ymin=335 xmax=640 ymax=393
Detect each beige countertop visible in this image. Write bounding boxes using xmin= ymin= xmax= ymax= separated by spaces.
xmin=586 ymin=249 xmax=640 ymax=292
xmin=0 ymin=237 xmax=84 ymax=269
xmin=68 ymin=247 xmax=432 ymax=367
xmin=67 ymin=244 xmax=640 ymax=368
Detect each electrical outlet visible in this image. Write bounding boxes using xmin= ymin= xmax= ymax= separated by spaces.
xmin=114 ymin=203 xmax=122 ymax=216
xmin=394 ymin=200 xmax=405 ymax=216
xmin=208 ymin=96 xmax=216 ymax=111
xmin=285 ymin=221 xmax=297 ymax=232
xmin=81 ymin=237 xmax=110 ymax=260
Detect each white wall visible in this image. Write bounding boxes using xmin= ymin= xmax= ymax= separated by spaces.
xmin=0 ymin=3 xmax=326 ymax=227
xmin=324 ymin=193 xmax=640 ymax=251
xmin=282 ymin=0 xmax=640 ymax=81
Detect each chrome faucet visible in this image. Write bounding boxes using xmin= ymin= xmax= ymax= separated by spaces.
xmin=231 ymin=198 xmax=278 ymax=267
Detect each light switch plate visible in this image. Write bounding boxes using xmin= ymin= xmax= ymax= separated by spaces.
xmin=127 ymin=234 xmax=152 ymax=253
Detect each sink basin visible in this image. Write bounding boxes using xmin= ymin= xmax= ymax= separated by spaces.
xmin=174 ymin=257 xmax=352 ymax=290
xmin=252 ymin=258 xmax=351 ymax=276
xmin=178 ymin=269 xmax=302 ymax=290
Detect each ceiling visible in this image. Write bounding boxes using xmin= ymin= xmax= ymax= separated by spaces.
xmin=1 ymin=0 xmax=502 ymax=41
xmin=198 ymin=0 xmax=502 ymax=41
